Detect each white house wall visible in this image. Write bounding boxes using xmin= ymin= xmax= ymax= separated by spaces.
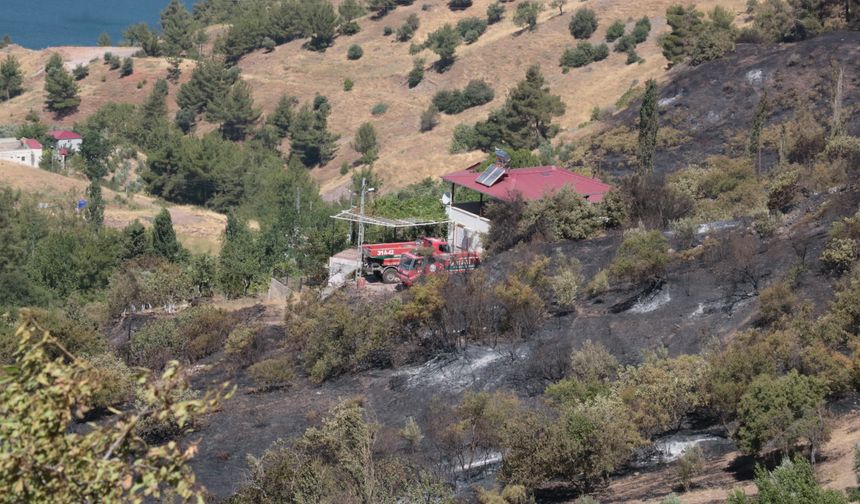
xmin=446 ymin=205 xmax=490 ymax=252
xmin=0 ymin=148 xmax=41 ymax=167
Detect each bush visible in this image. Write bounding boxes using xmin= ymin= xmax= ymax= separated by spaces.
xmin=347 ymin=44 xmax=364 ymax=60
xmin=606 ymin=20 xmax=625 ymax=42
xmin=766 ymin=169 xmax=799 ymax=213
xmin=432 ymin=79 xmax=494 ymax=114
xmin=383 ymin=26 xmax=393 ymax=36
xmin=560 ymin=42 xmax=608 ymax=68
xmin=632 ymin=16 xmax=651 ymax=43
xmin=608 ymin=229 xmax=670 ymax=285
xmin=420 ymin=104 xmax=439 ymax=132
xmin=448 ymin=0 xmax=472 ymax=10
xmin=72 ymin=64 xmax=89 ymax=80
xmin=586 ymin=269 xmax=610 ymax=296
xmin=614 ymin=34 xmax=636 ymax=52
xmin=120 ymin=57 xmax=133 ymax=77
xmin=397 ymin=14 xmax=420 ymax=41
xmin=487 ymin=2 xmax=504 ymax=24
xmin=225 ymin=325 xmax=263 ymax=368
xmin=677 ymin=445 xmax=705 ymax=492
xmin=261 ymin=37 xmax=275 ymax=52
xmin=757 ymin=281 xmax=796 ymax=326
xmin=457 ymin=17 xmax=488 ymax=44
xmin=248 ymin=356 xmax=295 ymax=390
xmin=569 ymin=8 xmax=598 ymax=39
xmin=85 ymin=352 xmax=135 ymax=410
xmin=549 ymin=256 xmax=583 ymax=310
xmin=371 ymin=102 xmax=389 ymax=115
xmin=343 ymin=78 xmax=354 ymax=91
xmin=450 ymin=123 xmax=479 ymax=153
xmin=407 ymin=58 xmax=425 ymax=88
xmin=134 ymin=384 xmax=200 ymax=442
xmin=821 ymin=238 xmax=857 ymax=274
xmin=177 ymin=306 xmax=234 ymax=362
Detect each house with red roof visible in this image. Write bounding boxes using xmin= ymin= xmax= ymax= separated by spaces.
xmin=49 ymin=130 xmax=83 ymax=156
xmin=0 ymin=137 xmax=43 ymax=168
xmin=441 ymin=151 xmax=611 ymax=252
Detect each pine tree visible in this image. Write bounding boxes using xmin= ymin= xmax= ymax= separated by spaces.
xmin=218 ymin=212 xmax=260 ymax=297
xmin=80 ymin=129 xmax=112 ymax=180
xmin=749 ymin=91 xmax=768 ymax=174
xmin=270 ymin=93 xmax=297 ymax=138
xmin=44 ymin=64 xmax=80 ymax=114
xmin=206 ymin=80 xmax=261 ymax=141
xmin=140 ymin=79 xmax=170 ymax=149
xmin=160 ymin=0 xmax=196 ymax=56
xmin=0 ymin=55 xmax=24 ymax=101
xmin=352 ymin=122 xmax=379 ymax=164
xmin=45 ymin=53 xmax=63 ymax=74
xmin=84 ymin=179 xmax=104 ymax=229
xmin=97 ymin=32 xmax=111 ymax=46
xmin=152 ymin=208 xmax=182 ymax=261
xmin=637 ymin=79 xmax=659 ymax=174
xmin=166 ymin=56 xmax=182 ymax=84
xmin=289 ymin=101 xmax=339 ymax=167
xmin=121 ymin=220 xmax=150 ymax=259
xmin=301 ymin=0 xmax=339 ymax=50
xmin=176 ymin=58 xmax=239 ymax=120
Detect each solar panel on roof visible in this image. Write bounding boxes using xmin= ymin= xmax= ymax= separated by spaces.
xmin=476 ymin=165 xmax=506 ymax=187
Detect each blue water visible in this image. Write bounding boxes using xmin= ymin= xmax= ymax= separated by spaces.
xmin=0 ymin=0 xmax=193 ymax=49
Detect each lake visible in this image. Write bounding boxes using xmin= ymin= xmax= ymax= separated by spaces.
xmin=0 ymin=0 xmax=193 ymax=49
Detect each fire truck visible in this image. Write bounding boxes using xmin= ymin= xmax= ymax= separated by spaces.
xmin=361 ymin=237 xmax=452 ymax=283
xmin=395 ymin=248 xmax=481 ymax=288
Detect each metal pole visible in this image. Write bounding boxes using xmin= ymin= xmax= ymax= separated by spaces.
xmin=355 ymin=177 xmax=366 ymax=284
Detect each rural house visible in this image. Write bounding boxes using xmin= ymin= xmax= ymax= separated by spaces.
xmin=49 ymin=130 xmax=83 ymax=165
xmin=0 ymin=138 xmax=43 ymax=167
xmin=442 ymin=152 xmax=611 ymax=252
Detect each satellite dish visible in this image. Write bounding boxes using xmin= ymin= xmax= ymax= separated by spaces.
xmin=441 ymin=192 xmax=451 ymax=205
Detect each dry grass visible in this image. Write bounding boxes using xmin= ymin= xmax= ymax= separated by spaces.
xmin=0 ymin=160 xmax=226 ymax=254
xmin=0 ymin=0 xmax=748 ymax=200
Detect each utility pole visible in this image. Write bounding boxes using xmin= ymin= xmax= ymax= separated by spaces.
xmin=355 ymin=177 xmax=374 ymax=284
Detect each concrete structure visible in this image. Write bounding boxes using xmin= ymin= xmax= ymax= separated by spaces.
xmin=442 ymin=162 xmax=612 ymax=252
xmin=0 ymin=138 xmax=43 ymax=167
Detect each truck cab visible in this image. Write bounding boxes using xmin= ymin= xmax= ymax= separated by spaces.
xmin=396 ymin=248 xmax=480 ymax=288
xmin=361 ymin=237 xmax=452 ymax=284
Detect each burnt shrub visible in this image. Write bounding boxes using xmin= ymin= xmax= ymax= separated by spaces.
xmin=248 ymin=356 xmax=296 ymax=390
xmin=608 ymin=229 xmax=670 ymax=286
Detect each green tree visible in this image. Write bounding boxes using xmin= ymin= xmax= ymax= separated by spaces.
xmin=84 ymin=179 xmax=104 ymax=229
xmin=123 ymin=23 xmax=161 ymax=56
xmin=569 ymin=8 xmax=598 ymax=39
xmin=637 ymin=79 xmax=659 ymax=174
xmin=269 ymin=93 xmax=296 ymax=138
xmin=727 ymin=456 xmax=847 ymax=504
xmin=0 ymin=55 xmax=24 ymax=101
xmin=513 ymin=1 xmax=543 ymax=31
xmin=218 ymin=213 xmax=260 ymax=297
xmin=16 ymin=110 xmax=48 ymax=145
xmin=80 ymin=128 xmax=112 ymax=180
xmin=339 ymin=0 xmax=366 ymax=34
xmin=43 ymin=65 xmax=80 ymax=114
xmin=45 ymin=53 xmax=63 ymax=74
xmin=160 ymin=0 xmax=196 ymax=56
xmin=735 ymin=371 xmax=829 ymax=462
xmin=660 ymin=5 xmax=704 ymax=66
xmin=0 ymin=314 xmax=227 ymax=504
xmin=301 ymin=0 xmax=339 ymax=50
xmin=606 ymin=20 xmax=625 ymax=42
xmin=139 ymin=79 xmax=169 ymax=147
xmin=121 ymin=220 xmax=150 ymax=260
xmin=408 ymin=58 xmax=425 ymax=88
xmin=175 ymin=57 xmax=240 ymax=128
xmin=289 ymin=101 xmax=339 ymax=167
xmin=367 ymin=0 xmax=397 ymax=17
xmin=426 ymin=24 xmax=461 ymax=71
xmin=152 ymin=208 xmax=182 ymax=262
xmin=352 ymin=122 xmax=379 ymax=165
xmin=119 ymin=57 xmax=133 ymax=77
xmin=487 ymin=2 xmax=505 ymax=23
xmin=206 ymin=80 xmax=261 ymax=141
xmin=97 ymin=32 xmax=111 ymax=46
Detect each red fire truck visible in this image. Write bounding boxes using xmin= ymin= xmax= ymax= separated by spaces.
xmin=361 ymin=237 xmax=452 ymax=283
xmin=395 ymin=248 xmax=481 ymax=288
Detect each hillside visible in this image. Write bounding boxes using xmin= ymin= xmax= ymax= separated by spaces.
xmin=0 ymin=160 xmax=226 ymax=253
xmin=0 ymin=0 xmax=748 ymax=199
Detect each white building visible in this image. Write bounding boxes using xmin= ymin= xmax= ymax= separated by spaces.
xmin=49 ymin=130 xmax=83 ymax=154
xmin=0 ymin=138 xmax=43 ymax=167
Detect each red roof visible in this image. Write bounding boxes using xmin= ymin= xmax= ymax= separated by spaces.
xmin=49 ymin=130 xmax=82 ymax=141
xmin=23 ymin=138 xmax=42 ymax=149
xmin=442 ymin=165 xmax=612 ymax=203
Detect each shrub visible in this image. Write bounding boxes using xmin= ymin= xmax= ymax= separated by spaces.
xmin=407 ymin=58 xmax=425 ymax=88
xmin=614 ymin=34 xmax=636 ymax=52
xmin=487 ymin=2 xmax=504 ymax=23
xmin=85 ymin=352 xmax=135 ymax=410
xmin=609 ymin=229 xmax=670 ymax=285
xmin=108 ymin=54 xmax=121 ymax=70
xmin=120 ymin=57 xmax=133 ymax=77
xmin=177 ymin=306 xmax=234 ymax=362
xmin=549 ymin=256 xmax=583 ymax=310
xmin=343 ymin=78 xmax=354 ymax=91
xmin=397 ymin=14 xmax=420 ymax=41
xmin=632 ymin=16 xmax=651 ymax=43
xmin=820 ymin=238 xmax=857 ymax=274
xmin=560 ymin=42 xmax=608 ymax=68
xmin=224 ymin=325 xmax=263 ymax=368
xmin=420 ymin=104 xmax=439 ymax=132
xmin=766 ymin=168 xmax=799 ymax=213
xmin=432 ymin=79 xmax=494 ymax=114
xmin=134 ymin=384 xmax=200 ymax=442
xmin=448 ymin=0 xmax=472 ymax=10
xmin=450 ymin=123 xmax=479 ymax=153
xmin=757 ymin=281 xmax=796 ymax=326
xmin=457 ymin=17 xmax=487 ymax=44
xmin=519 ymin=187 xmax=604 ymax=241
xmin=677 ymin=445 xmax=705 ymax=492
xmin=248 ymin=356 xmax=295 ymax=390
xmin=569 ymin=8 xmax=598 ymax=39
xmin=586 ymin=269 xmax=610 ymax=296
xmin=383 ymin=26 xmax=393 ymax=36
xmin=347 ymin=44 xmax=364 ymax=60
xmin=825 ymin=135 xmax=860 ymax=167
xmin=72 ymin=64 xmax=89 ymax=80
xmin=261 ymin=37 xmax=275 ymax=52
xmin=606 ymin=20 xmax=625 ymax=42
xmin=626 ymin=47 xmax=641 ymax=64
xmin=495 ymin=274 xmax=545 ymax=340
xmin=371 ymin=102 xmax=389 ymax=115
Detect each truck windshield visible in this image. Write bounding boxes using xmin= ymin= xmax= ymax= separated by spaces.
xmin=399 ymin=257 xmax=423 ymax=271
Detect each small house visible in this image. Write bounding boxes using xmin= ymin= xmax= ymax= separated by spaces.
xmin=0 ymin=138 xmax=43 ymax=167
xmin=49 ymin=130 xmax=83 ymax=158
xmin=442 ymin=151 xmax=611 ymax=252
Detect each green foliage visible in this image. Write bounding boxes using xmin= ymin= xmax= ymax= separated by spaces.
xmin=123 ymin=23 xmax=160 ymax=56
xmin=467 ymin=65 xmax=565 ymax=152
xmin=677 ymin=445 xmax=705 ymax=491
xmin=767 ymin=168 xmax=800 ymax=213
xmin=661 ymin=5 xmax=736 ymax=67
xmin=632 ymin=16 xmax=651 ymax=43
xmin=72 ymin=63 xmax=89 ymax=81
xmin=347 ymin=43 xmax=364 ymax=59
xmin=97 ymin=32 xmax=111 ymax=46
xmin=0 ymin=55 xmax=24 ymax=101
xmin=85 ymin=352 xmax=135 ymax=410
xmin=84 ymin=179 xmax=104 ymax=229
xmin=352 ymin=122 xmax=379 ymax=165
xmin=425 ymin=24 xmax=461 ymax=70
xmin=735 ymin=370 xmax=828 ymax=456
xmin=160 ymin=0 xmax=197 ymax=56
xmin=821 ymin=238 xmax=858 ymax=274
xmin=175 ymin=57 xmax=239 ymax=130
xmin=637 ymin=79 xmax=659 ymax=174
xmin=487 ymin=2 xmax=505 ymax=24
xmin=0 ymin=314 xmax=226 ymax=503
xmin=433 ymin=79 xmax=494 ymax=114
xmin=569 ymin=8 xmax=598 ymax=39
xmin=247 ymin=356 xmax=295 ymax=390
xmin=339 ymin=0 xmax=366 ymax=35
xmin=728 ymin=456 xmax=847 ymax=503
xmin=218 ymin=213 xmax=261 ymax=297
xmin=420 ymin=104 xmax=439 ymax=132
xmin=449 ymin=0 xmax=473 ymax=10
xmin=560 ymin=42 xmax=609 ymax=68
xmin=120 ymin=57 xmax=134 ymax=77
xmin=206 ymin=80 xmax=261 ymax=141
xmin=396 ymin=13 xmax=420 ymax=41
xmin=513 ymin=1 xmax=543 ymax=31
xmin=152 ymin=208 xmax=182 ymax=262
xmin=269 ymin=93 xmax=297 ymax=137
xmin=371 ymin=102 xmax=389 ymax=115
xmin=606 ymin=20 xmax=625 ymax=42
xmin=608 ymin=229 xmax=669 ymax=285
xmin=343 ymin=77 xmax=354 ymax=91
xmin=408 ymin=58 xmax=425 ymax=88
xmin=457 ymin=16 xmax=488 ymax=44
xmin=44 ymin=63 xmax=80 ymax=114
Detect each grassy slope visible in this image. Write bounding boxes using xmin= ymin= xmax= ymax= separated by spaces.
xmin=0 ymin=160 xmax=226 ymax=254
xmin=0 ymin=0 xmax=748 ymax=200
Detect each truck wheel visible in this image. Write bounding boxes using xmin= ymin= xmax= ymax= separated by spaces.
xmin=382 ymin=268 xmax=399 ymax=284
